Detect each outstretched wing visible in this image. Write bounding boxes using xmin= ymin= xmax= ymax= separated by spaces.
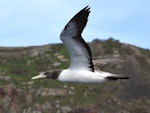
xmin=60 ymin=6 xmax=94 ymax=72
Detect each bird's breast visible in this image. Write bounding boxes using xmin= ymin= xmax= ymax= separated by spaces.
xmin=58 ymin=69 xmax=106 ymax=83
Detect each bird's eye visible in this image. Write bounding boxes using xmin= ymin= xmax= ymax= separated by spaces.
xmin=44 ymin=72 xmax=49 ymax=75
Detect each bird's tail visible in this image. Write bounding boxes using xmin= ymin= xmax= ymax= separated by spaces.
xmin=106 ymin=75 xmax=129 ymax=81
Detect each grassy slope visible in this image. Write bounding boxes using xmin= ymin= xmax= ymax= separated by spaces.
xmin=0 ymin=39 xmax=150 ymax=113
xmin=0 ymin=44 xmax=103 ymax=111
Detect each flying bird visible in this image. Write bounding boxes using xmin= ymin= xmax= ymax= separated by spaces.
xmin=31 ymin=6 xmax=129 ymax=83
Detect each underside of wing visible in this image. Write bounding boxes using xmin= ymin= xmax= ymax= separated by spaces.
xmin=60 ymin=6 xmax=94 ymax=72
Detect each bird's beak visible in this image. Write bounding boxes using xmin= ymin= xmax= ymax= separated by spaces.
xmin=31 ymin=74 xmax=46 ymax=80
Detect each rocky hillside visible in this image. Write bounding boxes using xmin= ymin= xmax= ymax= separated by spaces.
xmin=0 ymin=38 xmax=150 ymax=113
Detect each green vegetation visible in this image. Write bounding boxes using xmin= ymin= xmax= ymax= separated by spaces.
xmin=101 ymin=37 xmax=121 ymax=54
xmin=0 ymin=39 xmax=150 ymax=113
xmin=0 ymin=44 xmax=103 ymax=108
xmin=0 ymin=45 xmax=69 ymax=88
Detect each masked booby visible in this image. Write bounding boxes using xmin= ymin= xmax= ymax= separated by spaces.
xmin=31 ymin=6 xmax=129 ymax=83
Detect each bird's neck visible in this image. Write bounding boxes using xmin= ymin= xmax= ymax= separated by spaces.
xmin=49 ymin=69 xmax=63 ymax=79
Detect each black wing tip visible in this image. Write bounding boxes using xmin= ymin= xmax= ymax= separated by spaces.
xmin=74 ymin=5 xmax=91 ymax=18
xmin=83 ymin=5 xmax=91 ymax=11
xmin=82 ymin=5 xmax=91 ymax=14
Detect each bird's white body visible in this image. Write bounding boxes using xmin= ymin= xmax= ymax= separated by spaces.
xmin=58 ymin=69 xmax=112 ymax=83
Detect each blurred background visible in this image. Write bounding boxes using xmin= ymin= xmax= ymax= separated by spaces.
xmin=0 ymin=0 xmax=150 ymax=113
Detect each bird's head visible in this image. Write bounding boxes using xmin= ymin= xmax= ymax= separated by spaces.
xmin=31 ymin=70 xmax=61 ymax=80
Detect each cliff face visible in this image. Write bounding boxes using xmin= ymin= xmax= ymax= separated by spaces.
xmin=0 ymin=38 xmax=150 ymax=113
xmin=89 ymin=39 xmax=150 ymax=113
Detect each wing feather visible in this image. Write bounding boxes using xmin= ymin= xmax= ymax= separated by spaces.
xmin=60 ymin=6 xmax=94 ymax=72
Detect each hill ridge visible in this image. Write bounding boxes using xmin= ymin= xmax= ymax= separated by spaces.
xmin=0 ymin=38 xmax=150 ymax=113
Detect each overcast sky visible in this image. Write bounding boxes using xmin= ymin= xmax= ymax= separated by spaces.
xmin=0 ymin=0 xmax=150 ymax=49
